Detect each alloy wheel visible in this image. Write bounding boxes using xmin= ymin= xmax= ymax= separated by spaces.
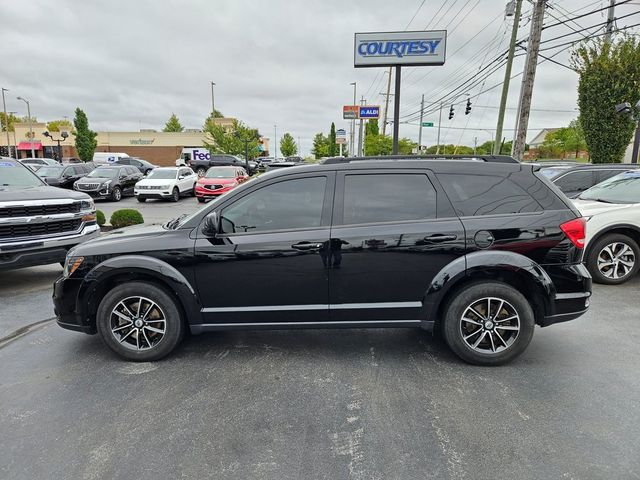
xmin=110 ymin=296 xmax=167 ymax=351
xmin=597 ymin=242 xmax=635 ymax=280
xmin=459 ymin=297 xmax=520 ymax=354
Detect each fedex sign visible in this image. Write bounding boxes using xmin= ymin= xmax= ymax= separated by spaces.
xmin=354 ymin=30 xmax=446 ymax=67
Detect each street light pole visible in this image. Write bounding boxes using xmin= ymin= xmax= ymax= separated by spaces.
xmin=8 ymin=111 xmax=17 ymax=156
xmin=350 ymin=82 xmax=356 ymax=157
xmin=274 ymin=124 xmax=278 ymax=159
xmin=17 ymin=96 xmax=35 ymax=158
xmin=43 ymin=131 xmax=68 ymax=162
xmin=210 ymin=82 xmax=216 ymax=116
xmin=1 ymin=88 xmax=11 ymax=158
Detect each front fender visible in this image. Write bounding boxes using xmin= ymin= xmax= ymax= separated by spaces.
xmin=78 ymin=254 xmax=202 ymax=326
xmin=422 ymin=250 xmax=556 ymax=325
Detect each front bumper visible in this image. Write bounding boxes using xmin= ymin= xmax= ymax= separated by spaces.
xmin=195 ymin=185 xmax=232 ymax=197
xmin=0 ymin=223 xmax=100 ymax=270
xmin=53 ymin=275 xmax=95 ymax=334
xmin=135 ymin=189 xmax=173 ymax=199
xmin=540 ymin=262 xmax=592 ymax=327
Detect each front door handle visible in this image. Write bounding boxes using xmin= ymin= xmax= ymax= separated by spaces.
xmin=423 ymin=234 xmax=457 ymax=242
xmin=292 ymin=242 xmax=323 ymax=251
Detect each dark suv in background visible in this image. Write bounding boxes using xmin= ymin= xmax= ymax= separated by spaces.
xmin=36 ymin=163 xmax=95 ymax=189
xmin=539 ymin=163 xmax=640 ymax=198
xmin=53 ymin=156 xmax=591 ymax=365
xmin=190 ymin=154 xmax=257 ymax=176
xmin=74 ymin=165 xmax=142 ymax=201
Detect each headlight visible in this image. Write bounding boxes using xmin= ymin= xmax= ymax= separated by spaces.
xmin=63 ymin=256 xmax=85 ymax=277
xmin=102 ymin=180 xmax=112 ymax=187
xmin=159 ymin=184 xmax=171 ymax=189
xmin=80 ymin=199 xmax=95 ymax=211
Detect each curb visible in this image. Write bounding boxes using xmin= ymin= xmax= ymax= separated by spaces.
xmin=0 ymin=318 xmax=55 ymax=349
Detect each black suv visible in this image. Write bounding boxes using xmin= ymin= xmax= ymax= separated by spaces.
xmin=36 ymin=163 xmax=94 ymax=189
xmin=53 ymin=156 xmax=591 ymax=365
xmin=74 ymin=165 xmax=142 ymax=201
xmin=115 ymin=157 xmax=158 ymax=175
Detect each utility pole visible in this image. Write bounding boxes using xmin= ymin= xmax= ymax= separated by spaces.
xmin=605 ymin=0 xmax=616 ymax=42
xmin=436 ymin=102 xmax=443 ymax=154
xmin=494 ymin=0 xmax=523 ymax=155
xmin=392 ymin=66 xmax=402 ymax=154
xmin=382 ymin=67 xmax=392 ymax=136
xmin=473 ymin=136 xmax=478 ymax=154
xmin=357 ymin=96 xmax=365 ymax=156
xmin=350 ymin=82 xmax=356 ymax=157
xmin=1 ymin=88 xmax=11 ymax=158
xmin=210 ymin=82 xmax=216 ymax=116
xmin=418 ymin=94 xmax=425 ymax=153
xmin=274 ymin=124 xmax=277 ymax=159
xmin=513 ymin=0 xmax=546 ymax=161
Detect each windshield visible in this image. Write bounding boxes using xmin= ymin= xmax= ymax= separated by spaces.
xmin=87 ymin=168 xmax=119 ymax=178
xmin=147 ymin=169 xmax=177 ymax=179
xmin=0 ymin=161 xmax=45 ymax=187
xmin=579 ymin=171 xmax=640 ymax=204
xmin=539 ymin=166 xmax=570 ymax=178
xmin=36 ymin=166 xmax=65 ymax=177
xmin=206 ymin=167 xmax=236 ymax=179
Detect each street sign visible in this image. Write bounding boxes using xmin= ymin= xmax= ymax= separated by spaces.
xmin=421 ymin=122 xmax=434 ymax=127
xmin=336 ymin=137 xmax=347 ymax=144
xmin=359 ymin=106 xmax=380 ymax=118
xmin=336 ymin=128 xmax=347 ymax=144
xmin=354 ymin=30 xmax=447 ymax=68
xmin=343 ymin=105 xmax=359 ymax=119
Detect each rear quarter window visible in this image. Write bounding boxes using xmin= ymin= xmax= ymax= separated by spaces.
xmin=437 ymin=173 xmax=542 ymax=216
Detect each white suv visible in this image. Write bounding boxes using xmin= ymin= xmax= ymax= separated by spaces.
xmin=573 ymin=170 xmax=640 ymax=285
xmin=134 ymin=167 xmax=197 ymax=202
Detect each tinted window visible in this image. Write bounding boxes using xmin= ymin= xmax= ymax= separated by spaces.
xmin=180 ymin=168 xmax=191 ymax=177
xmin=596 ymin=169 xmax=628 ymax=184
xmin=342 ymin=174 xmax=436 ymax=225
xmin=72 ymin=166 xmax=85 ymax=175
xmin=438 ymin=173 xmax=542 ymax=216
xmin=221 ymin=176 xmax=326 ymax=233
xmin=554 ymin=171 xmax=594 ymax=193
xmin=117 ymin=158 xmax=131 ymax=165
xmin=130 ymin=159 xmax=142 ymax=167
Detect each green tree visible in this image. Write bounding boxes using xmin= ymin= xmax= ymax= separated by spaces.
xmin=572 ymin=37 xmax=640 ymax=163
xmin=46 ymin=119 xmax=73 ymax=133
xmin=202 ymin=110 xmax=225 ymax=130
xmin=311 ymin=133 xmax=330 ymax=159
xmin=539 ymin=121 xmax=588 ymax=159
xmin=0 ymin=112 xmax=18 ymax=132
xmin=399 ymin=137 xmax=417 ymax=155
xmin=328 ymin=122 xmax=338 ymax=157
xmin=203 ymin=119 xmax=260 ymax=159
xmin=73 ymin=108 xmax=97 ymax=162
xmin=364 ymin=134 xmax=392 ymax=156
xmin=365 ymin=118 xmax=380 ymax=137
xmin=279 ymin=132 xmax=297 ymax=157
xmin=163 ymin=113 xmax=184 ymax=132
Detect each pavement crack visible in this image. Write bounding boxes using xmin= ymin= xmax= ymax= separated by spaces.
xmin=0 ymin=317 xmax=55 ymax=349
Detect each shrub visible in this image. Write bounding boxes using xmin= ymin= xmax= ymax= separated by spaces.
xmin=96 ymin=210 xmax=106 ymax=226
xmin=110 ymin=209 xmax=144 ymax=229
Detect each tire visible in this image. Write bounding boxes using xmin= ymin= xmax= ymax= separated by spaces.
xmin=191 ymin=183 xmax=197 ymax=196
xmin=137 ymin=197 xmax=147 ymax=203
xmin=197 ymin=197 xmax=206 ymax=203
xmin=587 ymin=233 xmax=639 ymax=285
xmin=145 ymin=169 xmax=152 ymax=175
xmin=442 ymin=282 xmax=535 ymax=366
xmin=111 ymin=186 xmax=122 ymax=202
xmin=196 ymin=167 xmax=206 ymax=177
xmin=96 ymin=282 xmax=185 ymax=361
xmin=170 ymin=187 xmax=180 ymax=202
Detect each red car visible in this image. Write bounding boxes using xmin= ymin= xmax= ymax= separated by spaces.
xmin=195 ymin=166 xmax=249 ymax=202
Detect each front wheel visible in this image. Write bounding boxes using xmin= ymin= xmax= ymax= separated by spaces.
xmin=137 ymin=197 xmax=146 ymax=203
xmin=442 ymin=282 xmax=534 ymax=366
xmin=587 ymin=233 xmax=639 ymax=285
xmin=96 ymin=282 xmax=185 ymax=361
xmin=197 ymin=197 xmax=206 ymax=203
xmin=170 ymin=187 xmax=180 ymax=202
xmin=111 ymin=186 xmax=122 ymax=202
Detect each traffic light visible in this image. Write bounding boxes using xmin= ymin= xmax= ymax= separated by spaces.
xmin=448 ymin=105 xmax=454 ymax=120
xmin=465 ymin=99 xmax=472 ymax=115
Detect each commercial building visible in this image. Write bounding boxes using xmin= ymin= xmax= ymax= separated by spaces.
xmin=7 ymin=119 xmax=270 ymax=166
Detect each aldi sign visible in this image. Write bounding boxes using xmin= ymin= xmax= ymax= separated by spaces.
xmin=359 ymin=106 xmax=380 ymax=118
xmin=354 ymin=30 xmax=447 ymax=67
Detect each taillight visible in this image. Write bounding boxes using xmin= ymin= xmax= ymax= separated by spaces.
xmin=560 ymin=217 xmax=586 ymax=248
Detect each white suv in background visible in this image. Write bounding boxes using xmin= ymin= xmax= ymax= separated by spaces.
xmin=573 ymin=170 xmax=640 ymax=285
xmin=134 ymin=167 xmax=197 ymax=202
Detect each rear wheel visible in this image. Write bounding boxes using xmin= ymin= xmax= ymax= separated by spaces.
xmin=96 ymin=282 xmax=184 ymax=361
xmin=442 ymin=282 xmax=534 ymax=366
xmin=170 ymin=187 xmax=180 ymax=202
xmin=196 ymin=167 xmax=206 ymax=177
xmin=587 ymin=233 xmax=639 ymax=285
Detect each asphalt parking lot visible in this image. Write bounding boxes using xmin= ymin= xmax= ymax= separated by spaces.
xmin=96 ymin=194 xmax=204 ymax=225
xmin=1 ymin=200 xmax=639 ymax=480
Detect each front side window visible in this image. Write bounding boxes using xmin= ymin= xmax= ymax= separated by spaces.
xmin=221 ymin=176 xmax=326 ymax=233
xmin=554 ymin=171 xmax=594 ymax=192
xmin=438 ymin=173 xmax=542 ymax=216
xmin=88 ymin=168 xmax=118 ymax=178
xmin=342 ymin=173 xmax=437 ymax=225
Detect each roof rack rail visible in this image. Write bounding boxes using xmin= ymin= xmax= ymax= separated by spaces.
xmin=321 ymin=154 xmax=519 ymax=164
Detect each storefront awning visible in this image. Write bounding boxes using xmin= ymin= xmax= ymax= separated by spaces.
xmin=17 ymin=142 xmax=42 ymax=150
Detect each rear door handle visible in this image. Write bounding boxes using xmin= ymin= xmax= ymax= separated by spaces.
xmin=423 ymin=234 xmax=457 ymax=242
xmin=292 ymin=242 xmax=323 ymax=251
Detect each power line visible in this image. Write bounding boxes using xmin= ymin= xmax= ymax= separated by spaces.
xmin=405 ymin=0 xmax=427 ymax=29
xmin=542 ymin=0 xmax=632 ymax=30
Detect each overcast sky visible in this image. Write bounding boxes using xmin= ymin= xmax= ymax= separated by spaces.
xmin=1 ymin=0 xmax=637 ymax=155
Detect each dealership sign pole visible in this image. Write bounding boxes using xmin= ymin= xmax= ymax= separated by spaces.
xmin=354 ymin=30 xmax=446 ymax=154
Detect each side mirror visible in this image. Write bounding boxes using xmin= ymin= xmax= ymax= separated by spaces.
xmin=202 ymin=212 xmax=219 ymax=237
xmin=178 ymin=175 xmax=185 ymax=180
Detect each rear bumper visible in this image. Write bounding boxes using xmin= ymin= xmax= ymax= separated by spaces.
xmin=541 ymin=263 xmax=592 ymax=326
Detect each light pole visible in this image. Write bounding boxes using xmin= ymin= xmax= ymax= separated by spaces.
xmin=43 ymin=131 xmax=68 ymax=162
xmin=8 ymin=111 xmax=17 ymax=156
xmin=274 ymin=124 xmax=278 ymax=159
xmin=350 ymin=82 xmax=356 ymax=157
xmin=17 ymin=96 xmax=35 ymax=158
xmin=1 ymin=87 xmax=11 ymax=158
xmin=210 ymin=82 xmax=216 ymax=117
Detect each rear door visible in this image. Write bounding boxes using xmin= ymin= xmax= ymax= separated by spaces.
xmin=328 ymin=169 xmax=465 ymax=322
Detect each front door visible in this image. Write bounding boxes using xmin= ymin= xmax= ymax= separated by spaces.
xmin=328 ymin=169 xmax=465 ymax=322
xmin=193 ymin=172 xmax=335 ymax=325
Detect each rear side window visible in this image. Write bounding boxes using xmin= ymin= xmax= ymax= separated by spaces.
xmin=554 ymin=171 xmax=594 ymax=193
xmin=342 ymin=173 xmax=437 ymax=225
xmin=438 ymin=173 xmax=542 ymax=216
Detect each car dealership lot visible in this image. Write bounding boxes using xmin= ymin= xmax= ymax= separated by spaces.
xmin=96 ymin=194 xmax=203 ymax=225
xmin=0 ymin=263 xmax=639 ymax=479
